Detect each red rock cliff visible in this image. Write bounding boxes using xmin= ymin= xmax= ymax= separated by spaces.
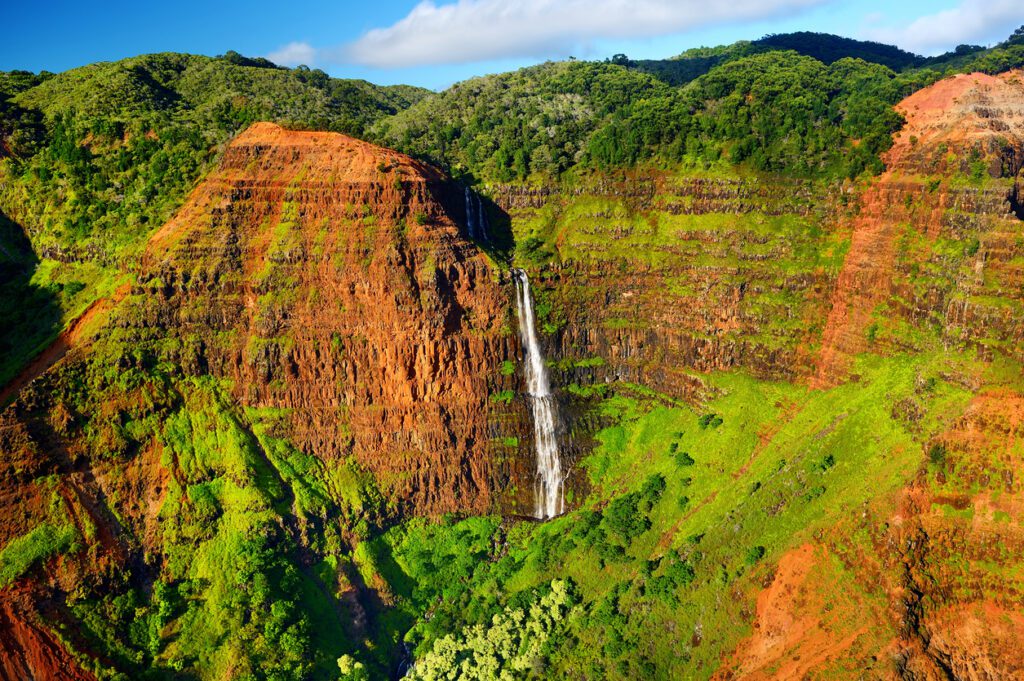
xmin=134 ymin=122 xmax=516 ymax=514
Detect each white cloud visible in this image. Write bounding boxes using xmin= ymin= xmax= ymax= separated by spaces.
xmin=267 ymin=41 xmax=317 ymax=67
xmin=340 ymin=0 xmax=826 ymax=68
xmin=861 ymin=0 xmax=1024 ymax=55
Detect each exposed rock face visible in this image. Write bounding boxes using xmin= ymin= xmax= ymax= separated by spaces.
xmin=495 ymin=73 xmax=1024 ymax=396
xmin=0 ymin=123 xmax=537 ymax=677
xmin=1 ymin=69 xmax=1024 ymax=679
xmin=0 ymin=594 xmax=95 ymax=681
xmin=494 ymin=176 xmax=841 ymax=402
xmin=133 ymin=122 xmax=517 ymax=515
xmin=815 ymin=70 xmax=1024 ymax=387
xmin=718 ymin=72 xmax=1024 ymax=679
xmin=888 ymin=70 xmax=1024 ymax=177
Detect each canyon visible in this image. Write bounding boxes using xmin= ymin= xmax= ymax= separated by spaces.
xmin=0 ymin=60 xmax=1023 ymax=679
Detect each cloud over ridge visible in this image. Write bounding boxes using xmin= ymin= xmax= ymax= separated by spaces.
xmin=342 ymin=0 xmax=825 ymax=68
xmin=267 ymin=41 xmax=317 ymax=67
xmin=861 ymin=0 xmax=1024 ymax=55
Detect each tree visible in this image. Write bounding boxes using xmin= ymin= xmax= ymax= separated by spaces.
xmin=337 ymin=655 xmax=370 ymax=681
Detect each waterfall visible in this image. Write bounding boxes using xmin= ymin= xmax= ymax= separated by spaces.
xmin=463 ymin=186 xmax=489 ymax=242
xmin=464 ymin=186 xmax=477 ymax=240
xmin=512 ymin=269 xmax=564 ymax=519
xmin=475 ymin=194 xmax=489 ymax=242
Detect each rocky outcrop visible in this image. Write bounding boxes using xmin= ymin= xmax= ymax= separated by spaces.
xmin=888 ymin=70 xmax=1024 ymax=178
xmin=815 ymin=71 xmax=1024 ymax=387
xmin=129 ymin=123 xmax=523 ymax=515
xmin=0 ymin=123 xmax=541 ymax=678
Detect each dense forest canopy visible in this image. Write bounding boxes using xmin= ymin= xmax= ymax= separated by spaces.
xmin=374 ymin=29 xmax=1024 ymax=183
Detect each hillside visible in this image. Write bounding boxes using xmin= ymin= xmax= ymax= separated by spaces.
xmin=1 ymin=29 xmax=1024 ymax=681
xmin=0 ymin=52 xmax=429 ymax=390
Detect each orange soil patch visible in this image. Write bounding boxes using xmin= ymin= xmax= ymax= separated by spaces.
xmin=0 ymin=597 xmax=95 ymax=681
xmin=714 ymin=544 xmax=882 ymax=680
xmin=145 ymin=122 xmax=444 ymax=257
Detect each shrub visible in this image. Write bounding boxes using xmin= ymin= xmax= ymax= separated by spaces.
xmin=744 ymin=545 xmax=766 ymax=565
xmin=603 ymin=493 xmax=651 ymax=544
xmin=0 ymin=522 xmax=78 ymax=586
xmin=675 ymin=451 xmax=696 ymax=467
xmin=698 ymin=413 xmax=723 ymax=429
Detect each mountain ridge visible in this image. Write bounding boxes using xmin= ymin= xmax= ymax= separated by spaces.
xmin=1 ymin=25 xmax=1024 ymax=681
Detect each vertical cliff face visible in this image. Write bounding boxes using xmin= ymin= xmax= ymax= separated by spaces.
xmin=0 ymin=123 xmax=534 ymax=678
xmin=493 ymin=175 xmax=843 ymax=400
xmin=814 ymin=70 xmax=1024 ymax=387
xmin=716 ymin=72 xmax=1024 ymax=678
xmin=132 ymin=123 xmax=516 ymax=515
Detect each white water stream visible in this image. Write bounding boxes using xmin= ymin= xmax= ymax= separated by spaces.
xmin=464 ymin=186 xmax=489 ymax=242
xmin=512 ymin=269 xmax=563 ymax=519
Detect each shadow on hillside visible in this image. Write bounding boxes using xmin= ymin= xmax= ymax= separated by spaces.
xmin=479 ymin=193 xmax=514 ymax=262
xmin=1012 ymin=177 xmax=1024 ymax=221
xmin=0 ymin=209 xmax=62 ymax=391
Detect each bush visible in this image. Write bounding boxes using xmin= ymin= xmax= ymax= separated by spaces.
xmin=744 ymin=545 xmax=766 ymax=565
xmin=675 ymin=451 xmax=696 ymax=467
xmin=603 ymin=493 xmax=651 ymax=544
xmin=698 ymin=413 xmax=723 ymax=429
xmin=0 ymin=522 xmax=78 ymax=586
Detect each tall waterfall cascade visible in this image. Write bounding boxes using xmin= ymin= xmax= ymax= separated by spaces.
xmin=512 ymin=269 xmax=564 ymax=519
xmin=464 ymin=186 xmax=489 ymax=242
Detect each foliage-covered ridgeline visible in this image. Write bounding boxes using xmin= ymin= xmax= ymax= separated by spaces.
xmin=374 ymin=27 xmax=1024 ymax=183
xmin=626 ymin=31 xmax=923 ymax=85
xmin=1 ymin=51 xmax=427 ymax=256
xmin=0 ymin=52 xmax=428 ymax=386
xmin=373 ymin=52 xmax=910 ymax=180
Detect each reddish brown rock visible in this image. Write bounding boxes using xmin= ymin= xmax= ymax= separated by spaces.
xmin=134 ymin=123 xmax=520 ymax=515
xmin=0 ymin=594 xmax=94 ymax=681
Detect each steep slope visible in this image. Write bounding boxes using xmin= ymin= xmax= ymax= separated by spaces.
xmin=3 ymin=49 xmax=1024 ymax=681
xmin=0 ymin=53 xmax=430 ymax=391
xmin=135 ymin=122 xmax=513 ymax=513
xmin=0 ymin=123 xmax=527 ymax=678
xmin=714 ymin=71 xmax=1024 ymax=678
xmin=387 ymin=70 xmax=1024 ymax=679
xmin=815 ymin=70 xmax=1024 ymax=386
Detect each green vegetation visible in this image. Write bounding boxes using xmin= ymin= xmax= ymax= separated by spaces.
xmin=328 ymin=355 xmax=975 ymax=678
xmin=406 ymin=580 xmax=579 ymax=680
xmin=376 ymin=27 xmax=1024 ymax=183
xmin=0 ymin=521 xmax=78 ymax=586
xmin=0 ymin=52 xmax=428 ymax=390
xmin=377 ymin=52 xmax=907 ymax=180
xmin=2 ymin=24 xmax=1024 ymax=681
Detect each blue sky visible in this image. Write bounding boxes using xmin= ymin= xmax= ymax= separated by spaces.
xmin=2 ymin=0 xmax=1022 ymax=90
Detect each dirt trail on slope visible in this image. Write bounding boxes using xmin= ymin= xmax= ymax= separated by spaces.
xmin=0 ymin=283 xmax=129 ymax=406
